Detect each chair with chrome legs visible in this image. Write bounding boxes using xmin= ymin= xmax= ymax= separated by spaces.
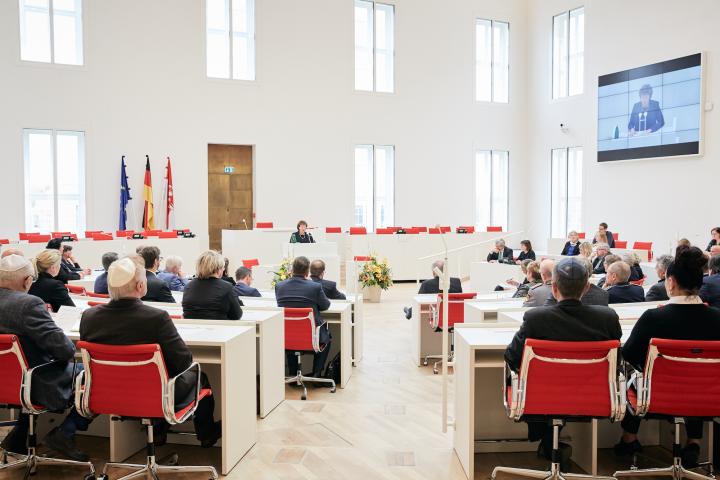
xmin=284 ymin=307 xmax=336 ymax=400
xmin=0 ymin=334 xmax=96 ymax=479
xmin=74 ymin=341 xmax=218 ymax=480
xmin=423 ymin=292 xmax=477 ymax=374
xmin=491 ymin=339 xmax=625 ymax=480
xmin=614 ymin=338 xmax=720 ymax=480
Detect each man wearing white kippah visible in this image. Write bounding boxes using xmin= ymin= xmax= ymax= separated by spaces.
xmin=79 ymin=255 xmax=221 ymax=447
xmin=0 ymin=254 xmax=93 ymax=460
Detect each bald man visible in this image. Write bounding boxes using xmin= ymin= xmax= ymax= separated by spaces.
xmin=523 ymin=259 xmax=555 ymax=307
xmin=310 ymin=259 xmax=346 ymax=300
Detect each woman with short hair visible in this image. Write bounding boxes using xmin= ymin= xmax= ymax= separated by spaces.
xmin=28 ymin=249 xmax=75 ymax=312
xmin=515 ymin=240 xmax=536 ymax=263
xmin=182 ymin=250 xmax=243 ymax=320
xmin=290 ymin=220 xmax=315 ymax=243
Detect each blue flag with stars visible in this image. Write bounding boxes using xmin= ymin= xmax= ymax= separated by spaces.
xmin=119 ymin=156 xmax=132 ymax=230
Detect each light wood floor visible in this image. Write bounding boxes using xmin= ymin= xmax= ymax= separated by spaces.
xmin=0 ymin=283 xmax=693 ymax=479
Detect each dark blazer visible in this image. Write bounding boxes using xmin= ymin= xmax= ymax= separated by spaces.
xmin=561 ymin=242 xmax=580 ymax=256
xmin=504 ymin=299 xmax=622 ymax=372
xmin=142 ymin=271 xmax=176 ymax=303
xmin=80 ymin=298 xmax=196 ymax=401
xmin=182 ymin=277 xmax=243 ymax=320
xmin=93 ymin=271 xmax=109 ymax=294
xmin=700 ymin=274 xmax=720 ymax=308
xmin=233 ymin=281 xmax=262 ymax=298
xmin=629 ymin=264 xmax=644 ymax=282
xmin=311 ymin=276 xmax=346 ymax=300
xmin=57 ymin=261 xmax=81 ymax=283
xmin=707 ymin=239 xmax=718 ymax=252
xmin=28 ymin=273 xmax=75 ymax=313
xmin=0 ymin=288 xmax=76 ymax=410
xmin=645 ymin=279 xmax=669 ymax=302
xmin=607 ymin=283 xmax=645 ymax=304
xmin=628 ymin=100 xmax=665 ymax=132
xmin=276 ymin=276 xmax=331 ymax=344
xmin=623 ymin=303 xmax=720 ymax=369
xmin=487 ymin=247 xmax=514 ymax=263
xmin=592 ymin=256 xmax=607 ymax=275
xmin=290 ymin=232 xmax=314 ymax=243
xmin=517 ymin=250 xmax=536 ymax=262
xmin=592 ymin=231 xmax=615 ymax=248
xmin=544 ymin=283 xmax=609 ymax=307
xmin=418 ymin=277 xmax=462 ymax=294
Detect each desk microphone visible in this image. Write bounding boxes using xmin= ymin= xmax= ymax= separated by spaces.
xmin=242 ymin=219 xmax=248 ymax=230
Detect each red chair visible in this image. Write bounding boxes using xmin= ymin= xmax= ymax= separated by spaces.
xmin=412 ymin=226 xmax=428 ymax=233
xmin=424 ymin=293 xmax=477 ymax=374
xmin=87 ymin=301 xmax=108 ymax=307
xmin=615 ymin=240 xmax=628 ymax=249
xmin=375 ymin=228 xmax=392 ymax=234
xmin=406 ymin=227 xmax=420 ymax=234
xmin=18 ymin=232 xmax=39 ymax=241
xmin=615 ymin=339 xmax=720 ymax=479
xmin=65 ymin=284 xmax=87 ymax=296
xmin=87 ymin=292 xmax=109 ymax=299
xmin=256 ymin=222 xmax=274 ymax=228
xmin=578 ymin=232 xmax=586 ymax=239
xmin=116 ymin=230 xmax=134 ymax=237
xmin=0 ymin=239 xmax=9 ymax=244
xmin=242 ymin=258 xmax=259 ymax=268
xmin=84 ymin=230 xmax=102 ymax=238
xmin=74 ymin=342 xmax=218 ymax=479
xmin=142 ymin=230 xmax=161 ymax=237
xmin=493 ymin=339 xmax=623 ymax=480
xmin=0 ymin=335 xmax=96 ymax=477
xmin=439 ymin=226 xmax=451 ymax=233
xmin=92 ymin=233 xmax=113 ymax=241
xmin=353 ymin=256 xmax=371 ymax=262
xmin=428 ymin=227 xmax=441 ymax=234
xmin=283 ymin=308 xmax=336 ymax=400
xmin=27 ymin=234 xmax=51 ymax=243
xmin=629 ymin=278 xmax=645 ymax=287
xmin=486 ymin=226 xmax=503 ymax=232
xmin=325 ymin=227 xmax=342 ymax=234
xmin=633 ymin=241 xmax=654 ymax=260
xmin=349 ymin=227 xmax=367 ymax=235
xmin=51 ymin=232 xmax=72 ymax=238
xmin=158 ymin=231 xmax=178 ymax=238
xmin=456 ymin=226 xmax=475 ymax=234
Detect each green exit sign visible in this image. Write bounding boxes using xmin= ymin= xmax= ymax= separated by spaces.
xmin=224 ymin=166 xmax=235 ymax=174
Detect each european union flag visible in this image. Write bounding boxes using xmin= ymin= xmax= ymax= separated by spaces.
xmin=119 ymin=156 xmax=132 ymax=230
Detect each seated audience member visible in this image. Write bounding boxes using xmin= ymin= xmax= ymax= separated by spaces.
xmin=276 ymin=256 xmax=331 ymax=377
xmin=0 ymin=254 xmax=92 ymax=460
xmin=545 ymin=258 xmax=609 ymax=307
xmin=139 ymin=246 xmax=175 ymax=303
xmin=28 ymin=249 xmax=75 ymax=313
xmin=182 ymin=250 xmax=243 ymax=320
xmin=560 ymin=231 xmax=581 ymax=256
xmin=512 ymin=261 xmax=541 ymax=298
xmin=706 ymin=227 xmax=720 ymax=252
xmin=515 ymin=240 xmax=536 ymax=263
xmin=592 ymin=222 xmax=616 ymax=248
xmin=404 ymin=260 xmax=462 ymax=319
xmin=310 ymin=259 xmax=346 ymax=300
xmin=579 ymin=241 xmax=593 ymax=258
xmin=591 ymin=243 xmax=611 ymax=274
xmin=233 ymin=266 xmax=261 ymax=297
xmin=93 ymin=252 xmax=118 ymax=295
xmin=220 ymin=257 xmax=235 ymax=285
xmin=487 ymin=239 xmax=514 ymax=263
xmin=597 ymin=254 xmax=622 ymax=288
xmin=622 ymin=252 xmax=645 ymax=282
xmin=157 ymin=255 xmax=189 ymax=292
xmin=46 ymin=239 xmax=86 ymax=283
xmin=645 ymin=254 xmax=673 ymax=302
xmin=523 ymin=259 xmax=555 ymax=307
xmin=81 ymin=256 xmax=221 ymax=447
xmin=1 ymin=247 xmax=24 ymax=258
xmin=61 ymin=244 xmax=92 ymax=278
xmin=604 ymin=261 xmax=645 ymax=304
xmin=505 ymin=259 xmax=533 ymax=290
xmin=135 ymin=245 xmax=146 ymax=254
xmin=700 ymin=255 xmax=720 ymax=308
xmin=505 ymin=257 xmax=621 ymax=466
xmin=677 ymin=238 xmax=692 ymax=252
xmin=616 ymin=246 xmax=720 ymax=466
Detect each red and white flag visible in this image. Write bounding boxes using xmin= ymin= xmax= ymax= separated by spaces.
xmin=162 ymin=156 xmax=175 ymax=230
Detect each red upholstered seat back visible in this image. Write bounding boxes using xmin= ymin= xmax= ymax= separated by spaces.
xmin=486 ymin=226 xmax=503 ymax=232
xmin=615 ymin=240 xmax=628 ymax=249
xmin=439 ymin=226 xmax=451 ymax=233
xmin=436 ymin=293 xmax=477 ymax=328
xmin=284 ymin=308 xmax=316 ymax=352
xmin=87 ymin=292 xmax=109 ymax=299
xmin=256 ymin=222 xmax=273 ymax=228
xmin=66 ymin=285 xmax=87 ymax=295
xmin=0 ymin=335 xmax=28 ymax=407
xmin=375 ymin=228 xmax=392 ymax=234
xmin=428 ymin=228 xmax=441 ymax=234
xmin=325 ymin=227 xmax=342 ymax=233
xmin=92 ymin=233 xmax=113 ymax=240
xmin=645 ymin=338 xmax=720 ymax=417
xmin=349 ymin=227 xmax=367 ymax=235
xmin=116 ymin=230 xmax=134 ymax=237
xmin=78 ymin=341 xmax=168 ymax=418
xmin=521 ymin=339 xmax=618 ymax=417
xmin=242 ymin=258 xmax=259 ymax=268
xmin=87 ymin=301 xmax=108 ymax=307
xmin=457 ymin=226 xmax=475 ymax=233
xmin=158 ymin=231 xmax=177 ymax=238
xmin=0 ymin=239 xmax=9 ymax=244
xmin=412 ymin=226 xmax=428 ymax=233
xmin=578 ymin=232 xmax=586 ymax=239
xmin=19 ymin=232 xmax=40 ymax=241
xmin=353 ymin=256 xmax=371 ymax=262
xmin=27 ymin=234 xmax=51 ymax=243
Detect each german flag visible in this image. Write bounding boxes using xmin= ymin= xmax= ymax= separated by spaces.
xmin=142 ymin=156 xmax=155 ymax=230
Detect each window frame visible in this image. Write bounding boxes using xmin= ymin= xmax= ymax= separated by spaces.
xmin=18 ymin=0 xmax=85 ymax=66
xmin=551 ymin=6 xmax=584 ymax=100
xmin=205 ymin=0 xmax=256 ymax=81
xmin=475 ymin=18 xmax=510 ymax=103
xmin=353 ymin=144 xmax=395 ymax=231
xmin=550 ymin=146 xmax=583 ymax=237
xmin=474 ymin=149 xmax=510 ymax=230
xmin=354 ymin=0 xmax=395 ymax=94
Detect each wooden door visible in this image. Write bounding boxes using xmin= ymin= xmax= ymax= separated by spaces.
xmin=208 ymin=144 xmax=253 ymax=251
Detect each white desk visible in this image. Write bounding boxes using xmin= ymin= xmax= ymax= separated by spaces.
xmin=497 ymin=302 xmax=661 ymax=325
xmin=463 ymin=300 xmax=527 ymax=323
xmin=469 ymin=262 xmax=523 ymax=293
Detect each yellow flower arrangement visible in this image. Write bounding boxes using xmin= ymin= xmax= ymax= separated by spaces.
xmin=271 ymin=257 xmax=293 ymax=288
xmin=358 ymin=255 xmax=393 ymax=290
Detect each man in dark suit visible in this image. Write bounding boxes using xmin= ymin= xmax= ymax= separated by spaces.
xmin=628 ymin=84 xmax=665 ymax=135
xmin=46 ymin=239 xmax=88 ymax=283
xmin=139 ymin=246 xmax=175 ymax=303
xmin=276 ymin=256 xmax=332 ymax=377
xmin=544 ymin=259 xmax=609 ymax=306
xmin=80 ymin=256 xmax=221 ymax=447
xmin=93 ymin=252 xmax=118 ymax=295
xmin=404 ymin=260 xmax=462 ymax=319
xmin=591 ymin=243 xmax=611 ymax=274
xmin=487 ymin=239 xmax=514 ymax=263
xmin=605 ymin=261 xmax=645 ymax=304
xmin=645 ymin=254 xmax=673 ymax=302
xmin=701 ymin=255 xmax=720 ymax=308
xmin=0 ymin=254 xmax=92 ymax=460
xmin=592 ymin=223 xmax=616 ymax=249
xmin=310 ymin=260 xmax=346 ymax=300
xmin=233 ymin=266 xmax=262 ymax=297
xmin=505 ymin=257 xmax=622 ymax=466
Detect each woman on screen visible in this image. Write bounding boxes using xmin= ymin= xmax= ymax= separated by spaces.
xmin=628 ymin=84 xmax=665 ymax=135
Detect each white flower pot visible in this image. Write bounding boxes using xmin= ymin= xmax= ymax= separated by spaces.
xmin=363 ymin=285 xmax=382 ymax=303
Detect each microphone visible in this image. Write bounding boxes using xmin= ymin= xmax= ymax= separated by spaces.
xmin=242 ymin=219 xmax=248 ymax=230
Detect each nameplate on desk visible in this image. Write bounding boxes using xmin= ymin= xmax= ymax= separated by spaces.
xmin=132 ymin=233 xmax=144 ymax=239
xmin=182 ymin=232 xmax=195 ymax=238
xmin=61 ymin=235 xmax=76 ymax=242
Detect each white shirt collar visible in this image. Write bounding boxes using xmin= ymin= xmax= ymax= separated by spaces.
xmin=666 ymin=295 xmax=703 ymax=305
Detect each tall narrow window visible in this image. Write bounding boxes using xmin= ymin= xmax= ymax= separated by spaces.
xmin=354 ymin=1 xmax=394 ymax=93
xmin=552 ymin=6 xmax=584 ymax=99
xmin=206 ymin=0 xmax=255 ymax=80
xmin=475 ymin=19 xmax=509 ymax=103
xmin=550 ymin=147 xmax=582 ymax=237
xmin=19 ymin=0 xmax=83 ymax=65
xmin=475 ymin=150 xmax=509 ymax=230
xmin=354 ymin=145 xmax=395 ymax=231
xmin=23 ymin=129 xmax=86 ymax=233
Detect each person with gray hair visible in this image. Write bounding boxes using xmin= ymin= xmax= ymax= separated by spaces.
xmin=645 ymin=254 xmax=674 ymax=302
xmin=591 ymin=243 xmax=611 ymax=274
xmin=403 ymin=259 xmax=462 ymax=319
xmin=92 ymin=251 xmax=119 ymax=295
xmin=604 ymin=261 xmax=645 ymax=304
xmin=487 ymin=239 xmax=514 ymax=264
xmin=0 ymin=254 xmax=93 ymax=460
xmin=504 ymin=256 xmax=622 ymax=468
xmin=157 ymin=255 xmax=189 ymax=292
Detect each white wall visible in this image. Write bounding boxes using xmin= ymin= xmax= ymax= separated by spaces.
xmin=0 ymin=0 xmax=529 ymax=243
xmin=525 ymin=0 xmax=719 ymax=254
